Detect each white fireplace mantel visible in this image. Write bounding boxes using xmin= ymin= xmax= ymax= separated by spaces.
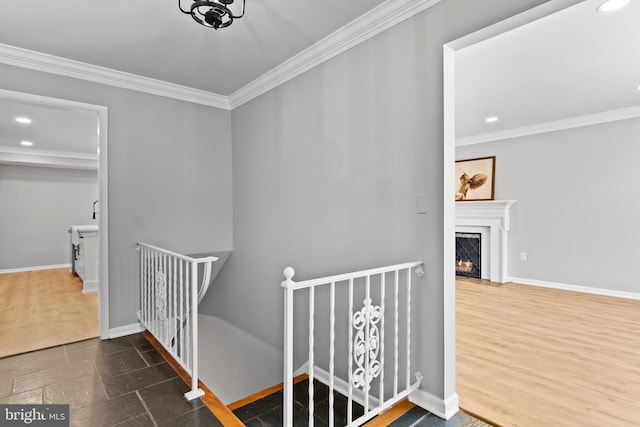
xmin=455 ymin=200 xmax=516 ymax=283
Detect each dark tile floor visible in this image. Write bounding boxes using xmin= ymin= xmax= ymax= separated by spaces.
xmin=0 ymin=333 xmax=222 ymax=427
xmin=233 ymin=379 xmax=365 ymax=426
xmin=1 ymin=333 xmax=490 ymax=427
xmin=233 ymin=379 xmax=491 ymax=427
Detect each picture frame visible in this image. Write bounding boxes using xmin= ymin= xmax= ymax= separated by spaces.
xmin=455 ymin=156 xmax=495 ymax=201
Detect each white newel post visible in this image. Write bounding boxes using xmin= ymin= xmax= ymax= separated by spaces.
xmin=282 ymin=267 xmax=295 ymax=427
xmin=184 ymin=260 xmax=205 ymax=400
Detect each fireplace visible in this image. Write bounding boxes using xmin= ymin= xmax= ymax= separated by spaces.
xmin=456 ymin=232 xmax=481 ymax=278
xmin=455 ymin=200 xmax=516 ymax=283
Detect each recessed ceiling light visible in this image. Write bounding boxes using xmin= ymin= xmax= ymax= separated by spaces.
xmin=20 ymin=141 xmax=33 ymax=147
xmin=597 ymin=0 xmax=630 ymax=12
xmin=15 ymin=116 xmax=32 ymax=124
xmin=485 ymin=116 xmax=499 ymax=123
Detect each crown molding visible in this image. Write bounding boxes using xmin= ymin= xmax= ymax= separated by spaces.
xmin=456 ymin=105 xmax=640 ymax=146
xmin=228 ymin=0 xmax=443 ymax=109
xmin=0 ymin=145 xmax=98 ymax=169
xmin=0 ymin=43 xmax=231 ymax=110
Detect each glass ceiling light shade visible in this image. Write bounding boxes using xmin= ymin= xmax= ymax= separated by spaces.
xmin=178 ymin=0 xmax=245 ymax=29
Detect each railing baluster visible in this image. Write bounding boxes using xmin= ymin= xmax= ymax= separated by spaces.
xmin=364 ymin=275 xmax=371 ymax=414
xmin=161 ymin=254 xmax=166 ymax=346
xmin=140 ymin=247 xmax=144 ymax=323
xmin=179 ymin=259 xmax=184 ymax=363
xmin=379 ymin=271 xmax=385 ymax=406
xmin=308 ymin=286 xmax=315 ymax=427
xmin=139 ymin=247 xmax=143 ymax=322
xmin=172 ymin=256 xmax=177 ymax=355
xmin=145 ymin=248 xmax=149 ymax=324
xmin=406 ymin=268 xmax=412 ymax=390
xmin=149 ymin=248 xmax=152 ymax=327
xmin=347 ymin=277 xmax=354 ymax=425
xmin=189 ymin=261 xmax=199 ymax=397
xmin=394 ymin=268 xmax=399 ymax=398
xmin=185 ymin=261 xmax=190 ymax=373
xmin=152 ymin=250 xmax=157 ymax=337
xmin=329 ymin=281 xmax=335 ymax=427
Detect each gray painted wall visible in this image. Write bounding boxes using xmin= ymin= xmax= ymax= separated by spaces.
xmin=201 ymin=0 xmax=550 ymax=400
xmin=0 ymin=164 xmax=98 ymax=270
xmin=457 ymin=117 xmax=640 ymax=294
xmin=0 ymin=64 xmax=233 ymax=328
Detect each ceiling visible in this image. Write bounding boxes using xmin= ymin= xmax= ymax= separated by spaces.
xmin=0 ymin=98 xmax=98 ymax=154
xmin=0 ymin=0 xmax=388 ymax=158
xmin=0 ymin=0 xmax=386 ymax=96
xmin=456 ymin=0 xmax=640 ymax=140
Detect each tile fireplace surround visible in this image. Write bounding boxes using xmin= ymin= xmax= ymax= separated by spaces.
xmin=455 ymin=200 xmax=516 ymax=283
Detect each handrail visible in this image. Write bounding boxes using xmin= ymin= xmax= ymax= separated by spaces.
xmin=137 ymin=241 xmax=218 ymax=264
xmin=282 ymin=261 xmax=424 ymax=290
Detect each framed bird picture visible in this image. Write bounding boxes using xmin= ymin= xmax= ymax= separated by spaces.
xmin=455 ymin=156 xmax=495 ymax=201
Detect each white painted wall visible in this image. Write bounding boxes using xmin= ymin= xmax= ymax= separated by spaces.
xmin=0 ymin=164 xmax=97 ymax=270
xmin=456 ymin=117 xmax=640 ymax=294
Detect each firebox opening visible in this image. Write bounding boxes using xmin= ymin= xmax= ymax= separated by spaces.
xmin=456 ymin=232 xmax=481 ymax=279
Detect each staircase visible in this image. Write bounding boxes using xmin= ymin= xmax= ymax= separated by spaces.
xmin=228 ymin=376 xmax=427 ymax=426
xmin=143 ymin=332 xmax=422 ymax=425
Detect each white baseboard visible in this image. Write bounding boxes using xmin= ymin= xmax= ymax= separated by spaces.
xmin=0 ymin=263 xmax=71 ymax=274
xmin=409 ymin=389 xmax=459 ymax=420
xmin=82 ymin=280 xmax=98 ymax=293
xmin=508 ymin=276 xmax=640 ymax=301
xmin=108 ymin=322 xmax=145 ymax=339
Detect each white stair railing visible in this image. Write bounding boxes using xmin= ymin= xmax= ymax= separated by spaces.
xmin=282 ymin=262 xmax=425 ymax=427
xmin=137 ymin=242 xmax=218 ymax=401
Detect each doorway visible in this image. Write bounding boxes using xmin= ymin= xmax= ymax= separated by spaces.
xmin=0 ymin=88 xmax=109 ymax=354
xmin=444 ymin=0 xmax=640 ymax=424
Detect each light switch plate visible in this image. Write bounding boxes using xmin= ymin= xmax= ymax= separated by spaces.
xmin=417 ymin=194 xmax=428 ymax=214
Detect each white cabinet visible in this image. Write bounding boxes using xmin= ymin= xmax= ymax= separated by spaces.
xmin=70 ymin=225 xmax=99 ymax=293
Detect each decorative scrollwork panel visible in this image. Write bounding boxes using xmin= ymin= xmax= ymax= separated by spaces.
xmin=352 ymin=298 xmax=382 ymax=391
xmin=155 ymin=269 xmax=166 ymax=327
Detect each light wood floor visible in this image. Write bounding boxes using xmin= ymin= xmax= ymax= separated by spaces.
xmin=456 ymin=277 xmax=640 ymax=427
xmin=0 ymin=268 xmax=98 ymax=357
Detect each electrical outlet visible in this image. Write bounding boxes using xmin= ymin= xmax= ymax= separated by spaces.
xmin=520 ymin=252 xmax=527 ymax=261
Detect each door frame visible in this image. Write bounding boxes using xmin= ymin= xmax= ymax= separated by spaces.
xmin=0 ymin=88 xmax=110 ymax=339
xmin=441 ymin=0 xmax=580 ymax=413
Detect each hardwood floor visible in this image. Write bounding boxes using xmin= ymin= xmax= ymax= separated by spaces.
xmin=456 ymin=277 xmax=640 ymax=426
xmin=0 ymin=268 xmax=98 ymax=357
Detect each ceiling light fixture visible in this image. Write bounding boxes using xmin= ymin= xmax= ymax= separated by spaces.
xmin=15 ymin=117 xmax=32 ymax=124
xmin=485 ymin=116 xmax=499 ymax=123
xmin=20 ymin=141 xmax=33 ymax=147
xmin=178 ymin=0 xmax=245 ymax=29
xmin=597 ymin=0 xmax=630 ymax=12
